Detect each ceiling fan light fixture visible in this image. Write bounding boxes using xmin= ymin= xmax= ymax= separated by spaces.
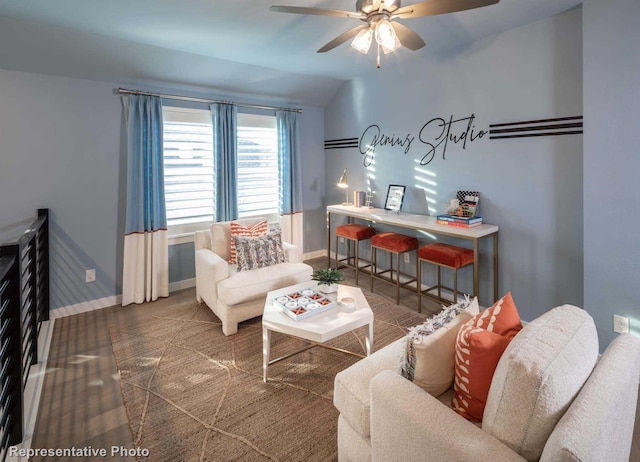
xmin=374 ymin=19 xmax=397 ymax=51
xmin=381 ymin=34 xmax=401 ymax=54
xmin=351 ymin=27 xmax=373 ymax=54
xmin=382 ymin=0 xmax=398 ymax=10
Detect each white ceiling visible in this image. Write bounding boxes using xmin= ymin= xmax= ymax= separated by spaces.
xmin=0 ymin=0 xmax=582 ymax=106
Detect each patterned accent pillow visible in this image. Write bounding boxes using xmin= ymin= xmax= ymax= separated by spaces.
xmin=452 ymin=292 xmax=522 ymax=422
xmin=399 ymin=296 xmax=479 ymax=397
xmin=233 ymin=230 xmax=286 ymax=272
xmin=229 ymin=220 xmax=268 ymax=264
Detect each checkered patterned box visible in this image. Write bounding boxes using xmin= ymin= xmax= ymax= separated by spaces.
xmin=273 ymin=288 xmax=336 ymax=321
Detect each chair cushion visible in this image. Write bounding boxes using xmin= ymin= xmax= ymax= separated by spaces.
xmin=399 ymin=297 xmax=479 ymax=396
xmin=452 ymin=293 xmax=522 ymax=422
xmin=229 ymin=220 xmax=268 ymax=263
xmin=371 ymin=232 xmax=418 ymax=253
xmin=233 ymin=230 xmax=286 ymax=271
xmin=336 ymin=224 xmax=376 ymax=240
xmin=482 ymin=304 xmax=599 ymax=461
xmin=419 ymin=243 xmax=474 ymax=269
xmin=217 ymin=262 xmax=312 ymax=306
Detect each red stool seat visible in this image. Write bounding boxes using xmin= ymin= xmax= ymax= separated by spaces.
xmin=372 ymin=232 xmax=418 ymax=253
xmin=337 ymin=224 xmax=376 ymax=240
xmin=418 ymin=243 xmax=473 ymax=268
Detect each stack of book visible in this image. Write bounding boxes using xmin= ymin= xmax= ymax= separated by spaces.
xmin=436 ymin=214 xmax=483 ymax=228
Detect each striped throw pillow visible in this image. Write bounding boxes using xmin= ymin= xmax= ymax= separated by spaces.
xmin=452 ymin=292 xmax=522 ymax=422
xmin=229 ymin=220 xmax=268 ymax=264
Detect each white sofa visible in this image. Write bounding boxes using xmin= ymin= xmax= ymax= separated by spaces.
xmin=334 ymin=304 xmax=640 ymax=461
xmin=195 ymin=217 xmax=313 ymax=335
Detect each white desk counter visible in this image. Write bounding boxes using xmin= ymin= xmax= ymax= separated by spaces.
xmin=326 ymin=204 xmax=499 ymax=303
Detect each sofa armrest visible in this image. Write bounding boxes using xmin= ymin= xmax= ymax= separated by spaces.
xmin=283 ymin=242 xmax=300 ymax=264
xmin=370 ymin=370 xmax=526 ymax=462
xmin=195 ymin=248 xmax=229 ymax=305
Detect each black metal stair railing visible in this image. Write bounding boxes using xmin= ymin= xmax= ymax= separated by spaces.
xmin=0 ymin=209 xmax=49 ymax=461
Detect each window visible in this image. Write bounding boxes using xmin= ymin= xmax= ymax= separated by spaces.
xmin=163 ymin=107 xmax=215 ymax=235
xmin=237 ymin=113 xmax=279 ymax=220
xmin=162 ymin=107 xmax=279 ymax=237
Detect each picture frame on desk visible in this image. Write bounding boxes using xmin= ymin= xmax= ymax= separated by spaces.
xmin=384 ymin=185 xmax=406 ymax=212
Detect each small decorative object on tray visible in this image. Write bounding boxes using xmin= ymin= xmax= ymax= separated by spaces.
xmin=444 ymin=191 xmax=480 ymax=218
xmin=273 ymin=288 xmax=336 ymax=321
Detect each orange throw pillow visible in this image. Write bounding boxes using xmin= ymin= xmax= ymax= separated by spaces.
xmin=452 ymin=292 xmax=522 ymax=422
xmin=229 ymin=220 xmax=268 ymax=264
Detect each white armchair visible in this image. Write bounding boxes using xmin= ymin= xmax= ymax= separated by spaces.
xmin=195 ymin=217 xmax=313 ymax=335
xmin=334 ymin=305 xmax=640 ymax=462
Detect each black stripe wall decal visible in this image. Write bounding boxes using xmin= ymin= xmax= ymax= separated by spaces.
xmin=324 ymin=137 xmax=359 ymax=150
xmin=489 ymin=116 xmax=583 ymax=140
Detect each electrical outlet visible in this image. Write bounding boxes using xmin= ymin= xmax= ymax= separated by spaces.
xmin=85 ymin=269 xmax=96 ymax=283
xmin=339 ymin=237 xmax=344 ymax=243
xmin=404 ymin=253 xmax=410 ymax=264
xmin=613 ymin=314 xmax=629 ymax=334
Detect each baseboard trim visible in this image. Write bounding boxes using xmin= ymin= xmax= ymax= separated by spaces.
xmin=50 ymin=295 xmax=122 ymax=319
xmin=303 ymin=249 xmax=327 ymax=260
xmin=169 ymin=278 xmax=196 ymax=292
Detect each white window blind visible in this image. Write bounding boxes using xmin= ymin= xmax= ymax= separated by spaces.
xmin=162 ymin=108 xmax=280 ymax=236
xmin=162 ymin=107 xmax=214 ymax=232
xmin=237 ymin=113 xmax=279 ymax=220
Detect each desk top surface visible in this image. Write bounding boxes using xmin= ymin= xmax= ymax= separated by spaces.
xmin=327 ymin=204 xmax=499 ymax=239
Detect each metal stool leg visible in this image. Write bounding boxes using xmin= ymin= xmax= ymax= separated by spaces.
xmin=437 ymin=266 xmax=442 ymax=300
xmin=417 ymin=258 xmax=422 ymax=313
xmin=354 ymin=240 xmax=360 ymax=285
xmin=395 ymin=252 xmax=401 ymax=304
xmin=371 ymin=247 xmax=376 ymax=293
xmin=453 ymin=267 xmax=458 ymax=303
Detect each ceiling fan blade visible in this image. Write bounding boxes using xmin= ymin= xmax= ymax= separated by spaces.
xmin=317 ymin=25 xmax=367 ymax=53
xmin=270 ymin=5 xmax=365 ymax=19
xmin=393 ymin=0 xmax=499 ymax=19
xmin=391 ymin=22 xmax=426 ymax=50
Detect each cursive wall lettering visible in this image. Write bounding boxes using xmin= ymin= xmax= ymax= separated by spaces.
xmin=357 ymin=114 xmax=488 ymax=167
xmin=418 ymin=114 xmax=487 ymax=165
xmin=358 ymin=124 xmax=415 ymax=167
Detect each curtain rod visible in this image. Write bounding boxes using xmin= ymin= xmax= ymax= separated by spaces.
xmin=117 ymin=88 xmax=303 ymax=113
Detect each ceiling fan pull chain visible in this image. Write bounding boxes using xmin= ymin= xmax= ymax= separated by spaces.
xmin=377 ymin=43 xmax=381 ymax=68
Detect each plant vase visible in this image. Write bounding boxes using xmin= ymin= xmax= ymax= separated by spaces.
xmin=319 ymin=283 xmax=338 ymax=294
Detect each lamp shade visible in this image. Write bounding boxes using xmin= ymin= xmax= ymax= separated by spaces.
xmin=351 ymin=28 xmax=373 ymax=54
xmin=337 ymin=168 xmax=349 ymax=188
xmin=375 ymin=19 xmax=396 ymax=51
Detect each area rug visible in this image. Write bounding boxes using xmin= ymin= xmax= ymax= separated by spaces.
xmin=109 ymin=291 xmax=427 ymax=462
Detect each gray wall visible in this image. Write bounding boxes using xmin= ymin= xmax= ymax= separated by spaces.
xmin=583 ymin=0 xmax=640 ymax=349
xmin=0 ymin=68 xmax=325 ymax=308
xmin=325 ymin=8 xmax=583 ymax=323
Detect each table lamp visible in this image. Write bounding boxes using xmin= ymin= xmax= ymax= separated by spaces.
xmin=337 ymin=168 xmax=352 ymax=205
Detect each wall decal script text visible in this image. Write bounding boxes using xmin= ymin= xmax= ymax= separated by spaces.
xmin=358 ymin=114 xmax=488 ymax=167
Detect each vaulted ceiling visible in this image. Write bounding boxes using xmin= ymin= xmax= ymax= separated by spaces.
xmin=0 ymin=0 xmax=582 ymax=106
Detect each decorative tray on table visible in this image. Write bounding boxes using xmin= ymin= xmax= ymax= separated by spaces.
xmin=273 ymin=288 xmax=336 ymax=321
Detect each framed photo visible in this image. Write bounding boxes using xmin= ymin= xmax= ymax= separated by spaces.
xmin=384 ymin=185 xmax=406 ymax=212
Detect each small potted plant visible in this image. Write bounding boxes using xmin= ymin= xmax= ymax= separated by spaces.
xmin=312 ymin=268 xmax=344 ymax=294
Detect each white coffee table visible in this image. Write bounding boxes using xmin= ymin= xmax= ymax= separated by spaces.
xmin=262 ymin=281 xmax=374 ymax=382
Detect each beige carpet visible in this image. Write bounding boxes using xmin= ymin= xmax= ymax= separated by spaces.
xmin=109 ymin=292 xmax=427 ymax=462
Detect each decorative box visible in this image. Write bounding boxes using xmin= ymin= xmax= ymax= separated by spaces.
xmin=273 ymin=288 xmax=336 ymax=321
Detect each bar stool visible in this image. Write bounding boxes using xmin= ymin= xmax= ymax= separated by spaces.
xmin=417 ymin=242 xmax=474 ymax=312
xmin=370 ymin=232 xmax=418 ymax=304
xmin=335 ymin=224 xmax=377 ymax=285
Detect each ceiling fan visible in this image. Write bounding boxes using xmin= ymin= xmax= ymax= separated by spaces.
xmin=270 ymin=0 xmax=500 ymax=67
